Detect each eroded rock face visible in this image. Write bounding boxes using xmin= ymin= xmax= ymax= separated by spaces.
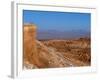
xmin=24 ymin=24 xmax=39 ymax=67
xmin=36 ymin=40 xmax=71 ymax=68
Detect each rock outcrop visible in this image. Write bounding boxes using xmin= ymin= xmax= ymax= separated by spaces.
xmin=24 ymin=24 xmax=39 ymax=68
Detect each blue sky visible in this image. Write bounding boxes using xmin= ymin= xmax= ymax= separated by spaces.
xmin=23 ymin=10 xmax=91 ymax=31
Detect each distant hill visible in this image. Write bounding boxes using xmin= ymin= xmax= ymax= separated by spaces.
xmin=37 ymin=29 xmax=90 ymax=40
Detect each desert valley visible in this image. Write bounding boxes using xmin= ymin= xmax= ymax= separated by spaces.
xmin=23 ymin=24 xmax=91 ymax=69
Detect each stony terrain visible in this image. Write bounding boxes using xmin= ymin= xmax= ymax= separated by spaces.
xmin=23 ymin=24 xmax=91 ymax=69
xmin=40 ymin=38 xmax=91 ymax=67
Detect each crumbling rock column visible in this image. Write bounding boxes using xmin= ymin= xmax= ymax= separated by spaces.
xmin=24 ymin=24 xmax=38 ymax=67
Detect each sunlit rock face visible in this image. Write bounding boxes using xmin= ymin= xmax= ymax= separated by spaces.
xmin=23 ymin=24 xmax=38 ymax=68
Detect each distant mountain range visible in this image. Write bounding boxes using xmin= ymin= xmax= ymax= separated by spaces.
xmin=37 ymin=29 xmax=90 ymax=40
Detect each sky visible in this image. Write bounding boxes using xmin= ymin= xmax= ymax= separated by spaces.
xmin=23 ymin=10 xmax=91 ymax=31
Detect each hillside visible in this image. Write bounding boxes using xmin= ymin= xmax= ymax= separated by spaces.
xmin=23 ymin=24 xmax=91 ymax=69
